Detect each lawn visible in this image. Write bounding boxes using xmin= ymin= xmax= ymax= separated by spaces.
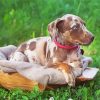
xmin=0 ymin=0 xmax=100 ymax=100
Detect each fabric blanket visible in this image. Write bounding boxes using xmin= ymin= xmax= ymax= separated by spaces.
xmin=0 ymin=45 xmax=99 ymax=90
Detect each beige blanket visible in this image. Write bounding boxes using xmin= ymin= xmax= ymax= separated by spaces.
xmin=0 ymin=45 xmax=99 ymax=90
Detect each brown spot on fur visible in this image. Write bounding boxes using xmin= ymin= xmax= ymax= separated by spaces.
xmin=17 ymin=43 xmax=27 ymax=53
xmin=47 ymin=50 xmax=50 ymax=59
xmin=67 ymin=16 xmax=72 ymax=21
xmin=29 ymin=41 xmax=36 ymax=51
xmin=46 ymin=60 xmax=54 ymax=67
xmin=32 ymin=57 xmax=35 ymax=61
xmin=24 ymin=55 xmax=29 ymax=62
xmin=53 ymin=47 xmax=56 ymax=53
xmin=44 ymin=42 xmax=47 ymax=56
xmin=54 ymin=48 xmax=67 ymax=62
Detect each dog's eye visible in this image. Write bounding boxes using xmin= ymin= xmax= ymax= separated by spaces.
xmin=71 ymin=24 xmax=79 ymax=30
xmin=72 ymin=25 xmax=78 ymax=30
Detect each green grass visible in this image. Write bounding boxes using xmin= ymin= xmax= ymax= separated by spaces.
xmin=0 ymin=0 xmax=100 ymax=99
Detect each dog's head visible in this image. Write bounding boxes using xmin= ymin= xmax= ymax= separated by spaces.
xmin=48 ymin=14 xmax=94 ymax=45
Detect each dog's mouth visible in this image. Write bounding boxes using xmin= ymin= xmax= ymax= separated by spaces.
xmin=74 ymin=38 xmax=94 ymax=46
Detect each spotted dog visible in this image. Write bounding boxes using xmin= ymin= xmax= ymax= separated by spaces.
xmin=10 ymin=14 xmax=94 ymax=86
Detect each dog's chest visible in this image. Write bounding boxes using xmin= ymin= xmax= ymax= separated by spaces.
xmin=47 ymin=46 xmax=82 ymax=68
xmin=24 ymin=37 xmax=81 ymax=67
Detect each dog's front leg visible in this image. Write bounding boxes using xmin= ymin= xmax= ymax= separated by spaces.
xmin=53 ymin=62 xmax=75 ymax=87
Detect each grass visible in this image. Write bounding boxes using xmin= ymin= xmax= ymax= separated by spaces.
xmin=0 ymin=0 xmax=100 ymax=100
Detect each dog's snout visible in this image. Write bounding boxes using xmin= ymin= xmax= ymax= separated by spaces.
xmin=91 ymin=36 xmax=94 ymax=42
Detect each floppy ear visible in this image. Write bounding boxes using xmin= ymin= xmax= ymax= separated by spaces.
xmin=56 ymin=20 xmax=65 ymax=33
xmin=48 ymin=21 xmax=56 ymax=39
xmin=48 ymin=19 xmax=65 ymax=39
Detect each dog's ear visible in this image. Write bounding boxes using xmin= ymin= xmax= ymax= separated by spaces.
xmin=48 ymin=21 xmax=55 ymax=38
xmin=48 ymin=19 xmax=65 ymax=39
xmin=56 ymin=20 xmax=66 ymax=33
xmin=56 ymin=19 xmax=72 ymax=34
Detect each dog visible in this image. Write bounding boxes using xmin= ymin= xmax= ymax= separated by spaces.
xmin=9 ymin=14 xmax=94 ymax=86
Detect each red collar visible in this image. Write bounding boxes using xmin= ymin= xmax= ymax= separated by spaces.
xmin=53 ymin=38 xmax=79 ymax=50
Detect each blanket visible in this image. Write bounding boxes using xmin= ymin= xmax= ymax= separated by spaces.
xmin=0 ymin=45 xmax=99 ymax=91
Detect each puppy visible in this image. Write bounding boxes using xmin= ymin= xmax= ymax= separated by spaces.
xmin=9 ymin=14 xmax=94 ymax=86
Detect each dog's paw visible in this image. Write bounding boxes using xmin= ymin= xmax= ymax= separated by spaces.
xmin=61 ymin=68 xmax=75 ymax=87
xmin=55 ymin=62 xmax=75 ymax=87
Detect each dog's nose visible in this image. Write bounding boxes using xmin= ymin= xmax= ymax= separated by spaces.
xmin=91 ymin=36 xmax=94 ymax=42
